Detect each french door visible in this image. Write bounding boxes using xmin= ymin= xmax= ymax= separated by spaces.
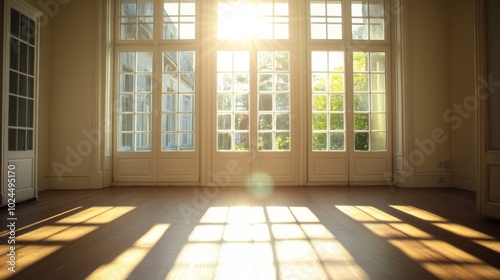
xmin=308 ymin=48 xmax=391 ymax=184
xmin=211 ymin=49 xmax=298 ymax=187
xmin=112 ymin=48 xmax=200 ymax=185
xmin=2 ymin=0 xmax=40 ymax=204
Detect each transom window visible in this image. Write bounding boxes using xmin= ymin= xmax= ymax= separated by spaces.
xmin=119 ymin=0 xmax=197 ymax=40
xmin=351 ymin=0 xmax=385 ymax=40
xmin=217 ymin=0 xmax=289 ymax=40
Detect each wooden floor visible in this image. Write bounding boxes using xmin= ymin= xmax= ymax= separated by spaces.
xmin=1 ymin=186 xmax=499 ymax=280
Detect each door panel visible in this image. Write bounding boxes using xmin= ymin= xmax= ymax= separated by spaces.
xmin=477 ymin=0 xmax=500 ymax=218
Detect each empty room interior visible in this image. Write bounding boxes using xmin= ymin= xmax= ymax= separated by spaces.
xmin=1 ymin=0 xmax=500 ymax=279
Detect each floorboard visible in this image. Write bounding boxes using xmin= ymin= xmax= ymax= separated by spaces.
xmin=1 ymin=186 xmax=499 ymax=279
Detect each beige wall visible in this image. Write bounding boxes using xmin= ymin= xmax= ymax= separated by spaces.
xmin=29 ymin=0 xmax=101 ymax=189
xmin=409 ymin=0 xmax=452 ymax=186
xmin=449 ymin=0 xmax=476 ymax=191
xmin=400 ymin=0 xmax=475 ymax=188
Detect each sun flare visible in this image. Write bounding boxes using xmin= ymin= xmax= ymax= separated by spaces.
xmin=218 ymin=3 xmax=257 ymax=40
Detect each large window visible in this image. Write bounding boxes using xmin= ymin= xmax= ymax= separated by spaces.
xmin=114 ymin=0 xmax=391 ymax=184
xmin=309 ymin=0 xmax=388 ymax=153
xmin=116 ymin=0 xmax=197 ymax=153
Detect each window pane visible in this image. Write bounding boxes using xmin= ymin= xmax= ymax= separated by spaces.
xmin=120 ymin=0 xmax=153 ymax=40
xmin=354 ymin=113 xmax=369 ymax=130
xmin=330 ymin=94 xmax=344 ymax=111
xmin=138 ymin=17 xmax=154 ymax=39
xmin=355 ymin=132 xmax=369 ymax=151
xmin=354 ymin=93 xmax=369 ymax=111
xmin=218 ymin=114 xmax=231 ymax=130
xmin=120 ymin=115 xmax=133 ymax=133
xmin=276 ymin=74 xmax=289 ymax=91
xmin=313 ymin=132 xmax=327 ymax=151
xmin=121 ymin=18 xmax=137 ymax=40
xmin=259 ymin=114 xmax=273 ymax=130
xmin=136 ymin=114 xmax=151 ymax=131
xmin=119 ymin=133 xmax=133 ymax=151
xmin=163 ymin=114 xmax=177 ymax=131
xmin=258 ymin=74 xmax=273 ymax=91
xmin=259 ymin=132 xmax=273 ymax=150
xmin=18 ymin=98 xmax=26 ymax=127
xmin=276 ymin=94 xmax=290 ymax=111
xmin=313 ymin=113 xmax=327 ymax=130
xmin=276 ymin=114 xmax=290 ymax=130
xmin=218 ymin=132 xmax=232 ymax=150
xmin=163 ymin=73 xmax=179 ymax=92
xmin=164 ymin=0 xmax=196 ymax=40
xmin=371 ymin=113 xmax=386 ymax=130
xmin=370 ymin=18 xmax=385 ymax=40
xmin=259 ymin=94 xmax=273 ymax=111
xmin=235 ymin=133 xmax=249 ymax=151
xmin=26 ymin=130 xmax=33 ymax=150
xmin=136 ymin=133 xmax=151 ymax=150
xmin=218 ymin=94 xmax=232 ymax=111
xmin=330 ymin=114 xmax=344 ymax=130
xmin=9 ymin=96 xmax=18 ymax=127
xmin=120 ymin=114 xmax=134 ymax=131
xmin=235 ymin=94 xmax=249 ymax=111
xmin=371 ymin=94 xmax=385 ymax=112
xmin=313 ymin=94 xmax=328 ymax=111
xmin=276 ymin=132 xmax=290 ymax=150
xmin=163 ymin=133 xmax=178 ymax=150
xmin=18 ymin=129 xmax=26 ymax=151
xmin=136 ymin=94 xmax=151 ymax=112
xmin=371 ymin=131 xmax=386 ymax=151
xmin=235 ymin=114 xmax=250 ymax=130
xmin=330 ymin=132 xmax=344 ymax=150
xmin=179 ymin=132 xmax=194 ymax=150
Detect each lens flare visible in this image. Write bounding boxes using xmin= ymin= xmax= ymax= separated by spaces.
xmin=246 ymin=172 xmax=274 ymax=197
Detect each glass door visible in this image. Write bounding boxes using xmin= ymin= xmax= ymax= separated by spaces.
xmin=2 ymin=0 xmax=40 ymax=204
xmin=210 ymin=1 xmax=298 ymax=188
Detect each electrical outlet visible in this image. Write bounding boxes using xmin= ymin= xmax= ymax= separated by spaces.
xmin=437 ymin=161 xmax=448 ymax=168
xmin=437 ymin=177 xmax=445 ymax=183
